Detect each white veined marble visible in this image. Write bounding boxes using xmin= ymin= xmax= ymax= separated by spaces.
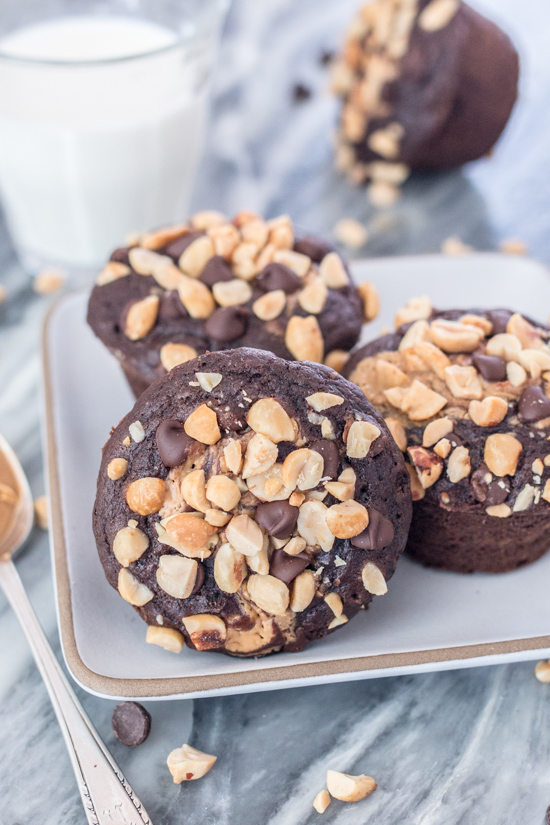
xmin=1 ymin=0 xmax=550 ymax=822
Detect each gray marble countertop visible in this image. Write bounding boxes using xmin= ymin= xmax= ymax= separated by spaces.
xmin=2 ymin=1 xmax=550 ymax=823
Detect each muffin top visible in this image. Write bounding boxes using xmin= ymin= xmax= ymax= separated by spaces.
xmin=345 ymin=301 xmax=550 ymax=518
xmin=93 ymin=348 xmax=411 ymax=658
xmin=87 ymin=210 xmax=368 ymax=390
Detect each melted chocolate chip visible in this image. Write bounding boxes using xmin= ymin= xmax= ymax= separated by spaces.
xmin=310 ymin=440 xmax=339 ymax=480
xmin=159 ymin=290 xmax=188 ymax=320
xmin=485 ymin=477 xmax=511 ymax=506
xmin=205 ymin=306 xmax=248 ymax=342
xmin=269 ymin=547 xmax=309 ymax=584
xmin=351 ymin=509 xmax=395 ymax=550
xmin=294 ymin=236 xmax=334 ymax=263
xmin=112 ymin=702 xmax=151 ymax=747
xmin=192 ymin=562 xmax=205 ymax=594
xmin=519 ymin=386 xmax=550 ymax=422
xmin=110 ymin=246 xmax=131 ymax=265
xmin=486 ymin=309 xmax=512 ymax=335
xmin=471 ymin=464 xmax=492 ymax=502
xmin=156 ymin=420 xmax=195 ymax=467
xmin=164 ymin=231 xmax=203 ymax=260
xmin=472 ymin=353 xmax=506 ymax=382
xmin=256 ymin=500 xmax=299 ymax=539
xmin=448 ymin=432 xmax=465 ymax=449
xmin=256 ymin=262 xmax=302 ymax=294
xmin=199 ymin=256 xmax=234 ymax=286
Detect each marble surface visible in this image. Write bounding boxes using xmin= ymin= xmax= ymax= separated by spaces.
xmin=1 ymin=0 xmax=550 ymax=823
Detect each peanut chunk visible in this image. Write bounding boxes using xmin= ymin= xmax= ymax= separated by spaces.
xmin=167 ymin=744 xmax=217 ymax=783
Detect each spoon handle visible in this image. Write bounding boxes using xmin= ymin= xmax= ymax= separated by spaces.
xmin=0 ymin=559 xmax=153 ymax=825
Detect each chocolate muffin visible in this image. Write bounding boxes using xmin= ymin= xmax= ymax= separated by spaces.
xmin=87 ymin=210 xmax=367 ymax=397
xmin=331 ymin=0 xmax=519 ymax=205
xmin=93 ymin=348 xmax=411 ymax=658
xmin=345 ymin=300 xmax=550 ymax=573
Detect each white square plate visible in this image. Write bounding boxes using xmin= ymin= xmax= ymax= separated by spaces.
xmin=43 ymin=253 xmax=550 ymax=700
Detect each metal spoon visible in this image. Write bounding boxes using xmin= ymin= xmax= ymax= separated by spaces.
xmin=0 ymin=433 xmax=153 ymax=825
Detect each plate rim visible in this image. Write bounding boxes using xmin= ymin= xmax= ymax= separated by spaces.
xmin=42 ymin=255 xmax=550 ymax=699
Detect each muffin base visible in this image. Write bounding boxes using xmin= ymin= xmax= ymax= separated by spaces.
xmin=406 ymin=500 xmax=550 ymax=574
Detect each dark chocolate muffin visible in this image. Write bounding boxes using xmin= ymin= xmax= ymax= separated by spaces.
xmin=87 ymin=210 xmax=367 ymax=397
xmin=345 ymin=300 xmax=550 ymax=573
xmin=93 ymin=348 xmax=411 ymax=658
xmin=331 ymin=0 xmax=519 ymax=205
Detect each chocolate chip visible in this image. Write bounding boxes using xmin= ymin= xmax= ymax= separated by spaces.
xmin=546 ymin=804 xmax=550 ymax=825
xmin=199 ymin=256 xmax=234 ymax=286
xmin=158 ymin=290 xmax=188 ymax=320
xmin=256 ymin=262 xmax=302 ymax=294
xmin=269 ymin=547 xmax=309 ymax=584
xmin=156 ymin=420 xmax=195 ymax=467
xmin=485 ymin=477 xmax=511 ymax=506
xmin=164 ymin=231 xmax=203 ymax=260
xmin=471 ymin=464 xmax=491 ymax=502
xmin=351 ymin=509 xmax=395 ymax=550
xmin=256 ymin=500 xmax=299 ymax=539
xmin=110 ymin=246 xmax=131 ymax=265
xmin=204 ymin=306 xmax=248 ymax=342
xmin=486 ymin=309 xmax=512 ymax=335
xmin=310 ymin=440 xmax=340 ymax=480
xmin=292 ymin=82 xmax=311 ymax=103
xmin=448 ymin=432 xmax=465 ymax=449
xmin=112 ymin=702 xmax=151 ymax=747
xmin=192 ymin=562 xmax=205 ymax=594
xmin=294 ymin=236 xmax=334 ymax=263
xmin=519 ymin=386 xmax=550 ymax=422
xmin=473 ymin=353 xmax=506 ymax=382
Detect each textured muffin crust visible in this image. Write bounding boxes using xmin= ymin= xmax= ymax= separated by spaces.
xmin=345 ymin=302 xmax=550 ymax=572
xmin=331 ymin=0 xmax=519 ymax=204
xmin=87 ymin=210 xmax=366 ymax=396
xmin=93 ymin=348 xmax=411 ymax=658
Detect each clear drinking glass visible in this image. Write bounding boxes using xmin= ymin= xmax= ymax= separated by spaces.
xmin=0 ymin=0 xmax=229 ymax=276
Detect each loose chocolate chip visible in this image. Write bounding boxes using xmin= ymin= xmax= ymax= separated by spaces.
xmin=159 ymin=290 xmax=188 ymax=320
xmin=164 ymin=231 xmax=203 ymax=260
xmin=199 ymin=255 xmax=234 ymax=286
xmin=310 ymin=440 xmax=340 ymax=480
xmin=319 ymin=49 xmax=335 ymax=66
xmin=256 ymin=500 xmax=299 ymax=539
xmin=269 ymin=547 xmax=309 ymax=584
xmin=486 ymin=309 xmax=512 ymax=335
xmin=292 ymin=82 xmax=312 ymax=103
xmin=294 ymin=236 xmax=334 ymax=263
xmin=351 ymin=509 xmax=395 ymax=550
xmin=519 ymin=386 xmax=550 ymax=422
xmin=192 ymin=562 xmax=205 ymax=594
xmin=473 ymin=353 xmax=506 ymax=382
xmin=256 ymin=262 xmax=302 ymax=294
xmin=485 ymin=477 xmax=511 ymax=506
xmin=112 ymin=702 xmax=151 ymax=747
xmin=204 ymin=306 xmax=248 ymax=342
xmin=156 ymin=420 xmax=195 ymax=467
xmin=110 ymin=246 xmax=131 ymax=265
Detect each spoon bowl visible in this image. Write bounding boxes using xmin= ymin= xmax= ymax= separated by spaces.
xmin=0 ymin=432 xmax=153 ymax=825
xmin=0 ymin=432 xmax=33 ymax=562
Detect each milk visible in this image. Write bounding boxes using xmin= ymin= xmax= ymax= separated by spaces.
xmin=0 ymin=16 xmax=211 ymax=269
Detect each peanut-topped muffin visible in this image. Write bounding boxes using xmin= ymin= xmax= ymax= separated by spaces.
xmin=93 ymin=348 xmax=411 ymax=657
xmin=331 ymin=0 xmax=519 ymax=205
xmin=87 ymin=211 xmax=368 ymax=396
xmin=345 ymin=301 xmax=550 ymax=573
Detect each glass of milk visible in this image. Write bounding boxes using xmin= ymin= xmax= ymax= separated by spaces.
xmin=0 ymin=0 xmax=229 ymax=274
